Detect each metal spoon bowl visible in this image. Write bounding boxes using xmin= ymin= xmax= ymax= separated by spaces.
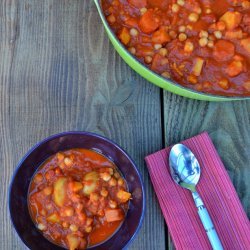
xmin=169 ymin=144 xmax=223 ymax=250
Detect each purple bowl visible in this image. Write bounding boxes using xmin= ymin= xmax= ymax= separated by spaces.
xmin=9 ymin=131 xmax=145 ymax=250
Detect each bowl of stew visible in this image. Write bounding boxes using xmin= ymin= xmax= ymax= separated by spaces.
xmin=94 ymin=0 xmax=250 ymax=101
xmin=9 ymin=131 xmax=145 ymax=250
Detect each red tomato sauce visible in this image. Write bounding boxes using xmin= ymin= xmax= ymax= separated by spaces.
xmin=28 ymin=149 xmax=131 ymax=250
xmin=102 ymin=0 xmax=250 ymax=96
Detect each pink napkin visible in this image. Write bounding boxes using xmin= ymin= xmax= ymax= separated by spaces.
xmin=145 ymin=132 xmax=250 ymax=250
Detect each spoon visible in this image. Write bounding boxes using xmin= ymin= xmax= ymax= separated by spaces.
xmin=169 ymin=144 xmax=223 ymax=250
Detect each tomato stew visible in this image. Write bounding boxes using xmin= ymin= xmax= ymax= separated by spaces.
xmin=102 ymin=0 xmax=250 ymax=96
xmin=28 ymin=149 xmax=131 ymax=250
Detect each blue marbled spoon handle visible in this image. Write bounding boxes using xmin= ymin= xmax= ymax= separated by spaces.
xmin=192 ymin=192 xmax=224 ymax=250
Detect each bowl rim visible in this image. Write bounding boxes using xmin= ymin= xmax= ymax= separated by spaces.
xmin=95 ymin=0 xmax=250 ymax=101
xmin=8 ymin=131 xmax=146 ymax=250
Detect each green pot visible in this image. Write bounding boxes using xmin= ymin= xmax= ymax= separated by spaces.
xmin=94 ymin=0 xmax=249 ymax=101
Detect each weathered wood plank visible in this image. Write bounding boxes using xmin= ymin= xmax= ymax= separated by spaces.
xmin=163 ymin=92 xmax=250 ymax=248
xmin=0 ymin=0 xmax=166 ymax=249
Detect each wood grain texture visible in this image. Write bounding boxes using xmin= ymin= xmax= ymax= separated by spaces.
xmin=163 ymin=92 xmax=250 ymax=218
xmin=0 ymin=0 xmax=165 ymax=249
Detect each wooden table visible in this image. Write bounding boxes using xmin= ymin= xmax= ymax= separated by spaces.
xmin=1 ymin=1 xmax=249 ymax=249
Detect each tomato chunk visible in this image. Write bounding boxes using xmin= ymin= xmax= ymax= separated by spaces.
xmin=213 ymin=40 xmax=235 ymax=62
xmin=128 ymin=0 xmax=147 ymax=8
xmin=139 ymin=9 xmax=160 ymax=34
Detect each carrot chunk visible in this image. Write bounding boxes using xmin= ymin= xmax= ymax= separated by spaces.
xmin=220 ymin=11 xmax=242 ymax=30
xmin=128 ymin=0 xmax=147 ymax=8
xmin=152 ymin=27 xmax=170 ymax=44
xmin=139 ymin=9 xmax=160 ymax=34
xmin=213 ymin=40 xmax=235 ymax=62
xmin=226 ymin=61 xmax=244 ymax=77
xmin=240 ymin=38 xmax=250 ymax=54
xmin=118 ymin=27 xmax=131 ymax=45
xmin=105 ymin=208 xmax=124 ymax=222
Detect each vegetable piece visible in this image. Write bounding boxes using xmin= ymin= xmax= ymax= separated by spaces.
xmin=69 ymin=181 xmax=83 ymax=192
xmin=139 ymin=9 xmax=160 ymax=34
xmin=118 ymin=27 xmax=131 ymax=45
xmin=66 ymin=234 xmax=81 ymax=250
xmin=213 ymin=40 xmax=235 ymax=62
xmin=225 ymin=61 xmax=244 ymax=77
xmin=192 ymin=57 xmax=205 ymax=76
xmin=47 ymin=213 xmax=60 ymax=223
xmin=83 ymin=171 xmax=98 ymax=195
xmin=240 ymin=38 xmax=250 ymax=54
xmin=147 ymin=0 xmax=169 ymax=9
xmin=225 ymin=29 xmax=243 ymax=39
xmin=220 ymin=11 xmax=242 ymax=30
xmin=117 ymin=190 xmax=132 ymax=202
xmin=84 ymin=171 xmax=97 ymax=180
xmin=128 ymin=0 xmax=147 ymax=8
xmin=53 ymin=177 xmax=67 ymax=207
xmin=243 ymin=81 xmax=250 ymax=91
xmin=105 ymin=208 xmax=124 ymax=222
xmin=152 ymin=27 xmax=171 ymax=44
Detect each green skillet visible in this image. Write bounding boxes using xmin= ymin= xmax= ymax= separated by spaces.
xmin=94 ymin=0 xmax=249 ymax=101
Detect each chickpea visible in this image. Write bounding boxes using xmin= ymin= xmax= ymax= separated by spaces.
xmin=154 ymin=44 xmax=162 ymax=50
xmin=86 ymin=218 xmax=93 ymax=226
xmin=43 ymin=186 xmax=53 ymax=196
xmin=195 ymin=7 xmax=202 ymax=14
xmin=177 ymin=0 xmax=185 ymax=6
xmin=178 ymin=25 xmax=186 ymax=33
xmin=214 ymin=31 xmax=222 ymax=39
xmin=56 ymin=152 xmax=64 ymax=162
xmin=114 ymin=172 xmax=120 ymax=179
xmin=178 ymin=33 xmax=187 ymax=42
xmin=100 ymin=188 xmax=108 ymax=197
xmin=199 ymin=37 xmax=208 ymax=47
xmin=169 ymin=30 xmax=177 ymax=39
xmin=218 ymin=79 xmax=229 ymax=90
xmin=85 ymin=226 xmax=92 ymax=233
xmin=160 ymin=58 xmax=169 ymax=66
xmin=118 ymin=178 xmax=124 ymax=186
xmin=159 ymin=48 xmax=168 ymax=57
xmin=145 ymin=56 xmax=152 ymax=64
xmin=64 ymin=207 xmax=74 ymax=217
xmin=199 ymin=30 xmax=208 ymax=38
xmin=64 ymin=157 xmax=73 ymax=167
xmin=184 ymin=41 xmax=194 ymax=53
xmin=108 ymin=168 xmax=114 ymax=175
xmin=161 ymin=72 xmax=171 ymax=78
xmin=172 ymin=4 xmax=180 ymax=12
xmin=109 ymin=200 xmax=118 ymax=209
xmin=205 ymin=8 xmax=212 ymax=14
xmin=34 ymin=173 xmax=43 ymax=183
xmin=41 ymin=209 xmax=46 ymax=216
xmin=128 ymin=47 xmax=136 ymax=55
xmin=70 ymin=224 xmax=79 ymax=232
xmin=37 ymin=223 xmax=47 ymax=231
xmin=140 ymin=7 xmax=147 ymax=15
xmin=62 ymin=222 xmax=69 ymax=228
xmin=188 ymin=13 xmax=199 ymax=22
xmin=130 ymin=28 xmax=138 ymax=36
xmin=109 ymin=177 xmax=117 ymax=187
xmin=107 ymin=14 xmax=116 ymax=24
xmin=90 ymin=193 xmax=99 ymax=202
xmin=207 ymin=40 xmax=214 ymax=48
xmin=100 ymin=172 xmax=111 ymax=182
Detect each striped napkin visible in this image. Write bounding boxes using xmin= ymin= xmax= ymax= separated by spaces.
xmin=145 ymin=132 xmax=250 ymax=250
